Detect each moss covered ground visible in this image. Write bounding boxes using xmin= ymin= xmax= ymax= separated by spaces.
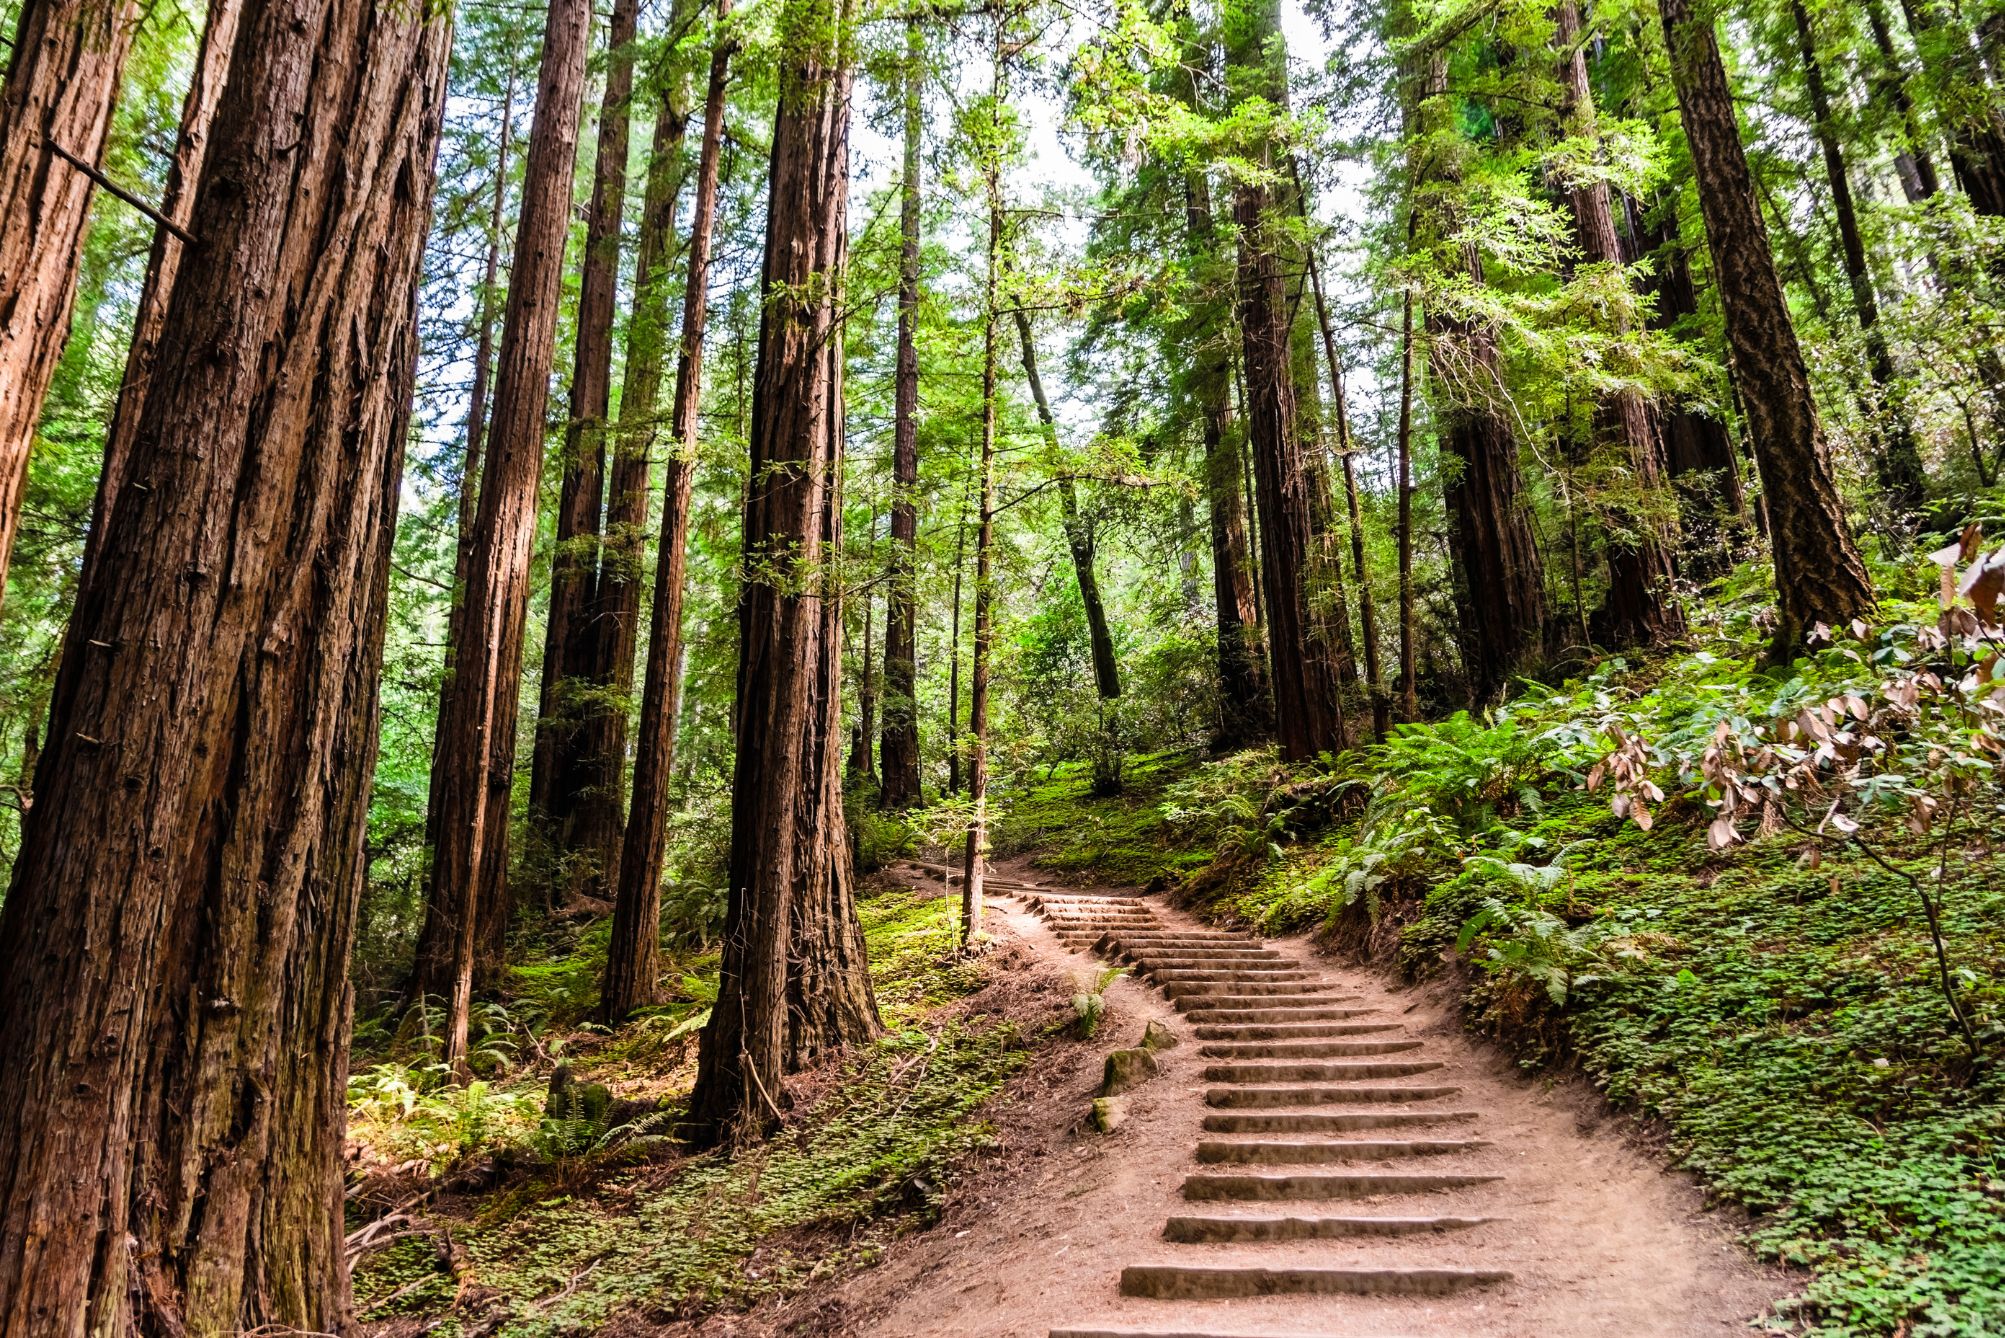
xmin=349 ymin=889 xmax=1031 ymax=1335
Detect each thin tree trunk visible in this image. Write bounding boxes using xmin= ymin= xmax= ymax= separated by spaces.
xmin=1014 ymin=309 xmax=1120 ymax=699
xmin=1552 ymin=0 xmax=1684 ymax=646
xmin=849 ymin=507 xmax=879 ymax=777
xmin=1182 ymin=170 xmax=1267 ymax=746
xmin=1899 ymin=0 xmax=2005 ymax=216
xmin=1396 ymin=286 xmax=1419 ymax=722
xmin=1301 ymin=225 xmax=1388 ymax=737
xmin=416 ymin=0 xmax=594 ymax=1071
xmin=1227 ymin=0 xmax=1348 ymax=761
xmin=600 ymin=0 xmax=731 ymax=1024
xmin=1787 ymin=0 xmax=1927 ymax=515
xmin=1864 ymin=0 xmax=1942 ymax=202
xmin=947 ymin=465 xmax=968 ymax=795
xmin=687 ymin=0 xmax=879 ymax=1139
xmin=86 ymin=0 xmax=244 ymax=572
xmin=0 ymin=0 xmax=142 ymax=606
xmin=879 ymin=12 xmax=925 ymax=808
xmin=1660 ymin=0 xmax=1876 ymax=645
xmin=409 ymin=55 xmax=516 ymax=1022
xmin=961 ymin=87 xmax=1002 ymax=947
xmin=530 ymin=0 xmax=641 ymax=902
xmin=0 ymin=0 xmax=450 ymax=1320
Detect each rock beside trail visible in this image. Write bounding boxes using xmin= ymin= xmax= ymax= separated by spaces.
xmin=1090 ymin=1096 xmax=1128 ymax=1133
xmin=1141 ymin=1019 xmax=1179 ymax=1051
xmin=1099 ymin=1047 xmax=1159 ymax=1096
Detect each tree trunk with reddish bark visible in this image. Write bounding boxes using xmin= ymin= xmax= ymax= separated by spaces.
xmin=601 ymin=0 xmax=733 ymax=1024
xmin=86 ymin=0 xmax=244 ymax=572
xmin=415 ymin=0 xmax=593 ymax=1071
xmin=1552 ymin=0 xmax=1684 ymax=647
xmin=529 ymin=0 xmax=641 ymax=904
xmin=878 ymin=12 xmax=925 ymax=808
xmin=1226 ymin=0 xmax=1348 ymax=761
xmin=687 ymin=0 xmax=879 ymax=1139
xmin=1788 ymin=0 xmax=1927 ymax=516
xmin=1410 ymin=49 xmax=1547 ymax=704
xmin=1660 ymin=0 xmax=1875 ymax=645
xmin=0 ymin=0 xmax=142 ymax=605
xmin=0 ymin=0 xmax=450 ymax=1321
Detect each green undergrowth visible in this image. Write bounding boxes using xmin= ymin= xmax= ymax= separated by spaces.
xmin=1106 ymin=576 xmax=2005 ymax=1335
xmin=350 ymin=888 xmax=1028 ymax=1333
xmin=991 ymin=747 xmax=1211 ymax=884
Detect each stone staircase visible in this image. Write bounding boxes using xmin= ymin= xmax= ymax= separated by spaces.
xmin=1018 ymin=887 xmax=1513 ymax=1338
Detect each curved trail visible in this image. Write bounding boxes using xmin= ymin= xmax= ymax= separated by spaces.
xmin=838 ymin=863 xmax=1787 ymax=1338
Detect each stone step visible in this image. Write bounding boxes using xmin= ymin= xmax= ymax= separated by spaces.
xmin=1180 ymin=1171 xmax=1504 ymax=1201
xmin=1121 ymin=951 xmax=1287 ymax=966
xmin=1148 ymin=969 xmax=1318 ymax=986
xmin=1206 ymin=1084 xmax=1462 ymax=1108
xmin=1174 ymin=994 xmax=1361 ymax=1013
xmin=1119 ymin=1264 xmax=1512 ymax=1299
xmin=1161 ymin=1212 xmax=1493 ymax=1243
xmin=1198 ymin=1039 xmax=1422 ymax=1060
xmin=1100 ymin=932 xmax=1261 ymax=944
xmin=1169 ymin=986 xmax=1344 ymax=1003
xmin=1204 ymin=1060 xmax=1444 ymax=1083
xmin=1194 ymin=1022 xmax=1403 ymax=1040
xmin=1194 ymin=1138 xmax=1491 ymax=1164
xmin=1180 ymin=1006 xmax=1377 ymax=1024
xmin=1202 ymin=1110 xmax=1480 ymax=1134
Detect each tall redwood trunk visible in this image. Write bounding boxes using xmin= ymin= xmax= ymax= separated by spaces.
xmin=530 ymin=0 xmax=640 ymax=901
xmin=86 ymin=0 xmax=244 ymax=571
xmin=687 ymin=0 xmax=878 ymax=1138
xmin=1660 ymin=0 xmax=1875 ymax=644
xmin=1552 ymin=0 xmax=1683 ymax=646
xmin=602 ymin=0 xmax=732 ymax=1023
xmin=1182 ymin=170 xmax=1267 ymax=746
xmin=416 ymin=0 xmax=593 ymax=1070
xmin=0 ymin=0 xmax=141 ymax=604
xmin=1788 ymin=0 xmax=1926 ymax=515
xmin=1226 ymin=0 xmax=1347 ymax=761
xmin=961 ymin=92 xmax=1002 ymax=945
xmin=1410 ymin=49 xmax=1546 ymax=703
xmin=848 ymin=507 xmax=880 ymax=776
xmin=1395 ymin=286 xmax=1419 ymax=722
xmin=1015 ymin=310 xmax=1120 ymax=699
xmin=1301 ymin=225 xmax=1388 ymax=737
xmin=0 ymin=0 xmax=450 ymax=1320
xmin=878 ymin=12 xmax=925 ymax=808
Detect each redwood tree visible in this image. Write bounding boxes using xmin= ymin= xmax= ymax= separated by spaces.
xmin=1225 ymin=0 xmax=1348 ymax=760
xmin=1659 ymin=0 xmax=1875 ymax=644
xmin=602 ymin=0 xmax=732 ymax=1023
xmin=878 ymin=12 xmax=925 ymax=808
xmin=0 ymin=0 xmax=141 ymax=604
xmin=414 ymin=0 xmax=594 ymax=1069
xmin=0 ymin=0 xmax=451 ymax=1320
xmin=529 ymin=0 xmax=641 ymax=903
xmin=1552 ymin=0 xmax=1683 ymax=647
xmin=86 ymin=0 xmax=244 ymax=571
xmin=687 ymin=0 xmax=879 ymax=1139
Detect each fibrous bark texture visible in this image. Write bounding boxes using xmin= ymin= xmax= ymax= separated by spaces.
xmin=88 ymin=0 xmax=244 ymax=572
xmin=0 ymin=0 xmax=450 ymax=1322
xmin=1552 ymin=0 xmax=1683 ymax=648
xmin=878 ymin=13 xmax=925 ymax=808
xmin=530 ymin=0 xmax=641 ymax=903
xmin=602 ymin=4 xmax=729 ymax=1023
xmin=0 ymin=0 xmax=142 ymax=604
xmin=1225 ymin=0 xmax=1347 ymax=761
xmin=687 ymin=1 xmax=880 ymax=1140
xmin=1410 ymin=50 xmax=1547 ymax=704
xmin=415 ymin=0 xmax=593 ymax=1068
xmin=1660 ymin=0 xmax=1875 ymax=643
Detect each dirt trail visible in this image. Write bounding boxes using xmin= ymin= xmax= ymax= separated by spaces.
xmin=827 ymin=861 xmax=1791 ymax=1338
